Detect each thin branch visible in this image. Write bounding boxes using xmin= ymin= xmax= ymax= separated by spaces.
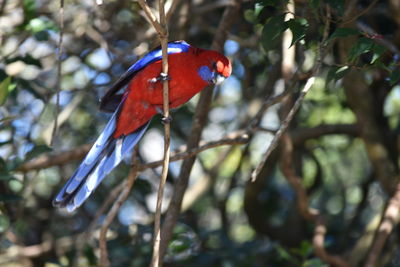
xmin=159 ymin=0 xmax=242 ymax=261
xmin=18 ymin=144 xmax=92 ymax=172
xmin=99 ymin=165 xmax=139 ymax=267
xmin=341 ymin=0 xmax=379 ymax=25
xmin=137 ymin=0 xmax=166 ymax=36
xmin=18 ymin=132 xmax=249 ymax=173
xmin=72 ymin=182 xmax=125 ymax=267
xmin=166 ymin=0 xmax=181 ymax=22
xmin=364 ymin=183 xmax=400 ymax=267
xmin=250 ymin=3 xmax=331 ymax=182
xmin=291 ymin=124 xmax=359 ymax=144
xmin=138 ymin=132 xmax=249 ymax=171
xmin=50 ymin=0 xmax=64 ymax=146
xmin=150 ymin=0 xmax=170 ymax=266
xmin=313 ymin=216 xmax=348 ymax=267
xmin=281 ymin=135 xmax=318 ymax=221
xmin=251 ymin=77 xmax=316 ymax=181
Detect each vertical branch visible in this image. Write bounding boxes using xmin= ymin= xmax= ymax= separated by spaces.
xmin=99 ymin=166 xmax=139 ymax=267
xmin=159 ymin=0 xmax=242 ymax=261
xmin=51 ymin=0 xmax=64 ymax=146
xmin=150 ymin=0 xmax=170 ymax=266
xmin=281 ymin=0 xmax=295 ymax=82
xmin=136 ymin=1 xmax=170 ymax=265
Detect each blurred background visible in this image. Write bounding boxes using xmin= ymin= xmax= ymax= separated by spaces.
xmin=1 ymin=0 xmax=400 ymax=266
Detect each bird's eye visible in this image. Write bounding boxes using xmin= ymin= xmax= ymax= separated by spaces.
xmin=211 ymin=61 xmax=217 ymax=70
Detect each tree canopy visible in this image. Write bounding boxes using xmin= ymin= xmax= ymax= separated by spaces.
xmin=1 ymin=0 xmax=400 ymax=266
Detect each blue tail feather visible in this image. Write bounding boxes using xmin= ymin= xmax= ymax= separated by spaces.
xmin=53 ymin=112 xmax=150 ymax=212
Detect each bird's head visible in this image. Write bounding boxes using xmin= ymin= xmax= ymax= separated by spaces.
xmin=198 ymin=50 xmax=232 ymax=85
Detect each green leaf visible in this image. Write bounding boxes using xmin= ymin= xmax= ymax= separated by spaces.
xmin=348 ymin=37 xmax=374 ymax=62
xmin=370 ymin=44 xmax=386 ymax=64
xmin=327 ymin=66 xmax=350 ymax=83
xmin=25 ymin=145 xmax=52 ymax=161
xmin=23 ymin=0 xmax=36 ymax=22
xmin=26 ymin=17 xmax=57 ymax=34
xmin=286 ymin=18 xmax=309 ymax=47
xmin=261 ymin=14 xmax=288 ymax=52
xmin=0 ymin=77 xmax=13 ymax=106
xmin=389 ymin=69 xmax=400 ymax=86
xmin=328 ymin=28 xmax=359 ymax=42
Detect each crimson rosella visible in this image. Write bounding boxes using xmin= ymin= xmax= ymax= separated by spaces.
xmin=53 ymin=41 xmax=232 ymax=212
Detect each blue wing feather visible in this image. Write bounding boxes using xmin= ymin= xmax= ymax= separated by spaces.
xmin=53 ymin=105 xmax=150 ymax=211
xmin=126 ymin=41 xmax=190 ymax=74
xmin=100 ymin=41 xmax=190 ymax=112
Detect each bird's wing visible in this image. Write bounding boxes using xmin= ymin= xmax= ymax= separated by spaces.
xmin=100 ymin=40 xmax=190 ymax=112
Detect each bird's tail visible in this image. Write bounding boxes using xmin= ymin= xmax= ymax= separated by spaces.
xmin=53 ymin=111 xmax=150 ymax=212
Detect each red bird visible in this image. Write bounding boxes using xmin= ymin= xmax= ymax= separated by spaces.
xmin=53 ymin=41 xmax=232 ymax=211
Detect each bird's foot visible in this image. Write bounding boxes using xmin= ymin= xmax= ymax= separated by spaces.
xmin=149 ymin=73 xmax=171 ymax=83
xmin=161 ymin=115 xmax=172 ymax=124
xmin=155 ymin=106 xmax=173 ymax=124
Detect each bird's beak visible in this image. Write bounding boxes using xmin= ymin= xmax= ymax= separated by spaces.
xmin=212 ymin=74 xmax=226 ymax=85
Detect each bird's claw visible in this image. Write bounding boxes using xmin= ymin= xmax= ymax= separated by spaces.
xmin=161 ymin=115 xmax=172 ymax=124
xmin=159 ymin=72 xmax=171 ymax=81
xmin=149 ymin=73 xmax=171 ymax=83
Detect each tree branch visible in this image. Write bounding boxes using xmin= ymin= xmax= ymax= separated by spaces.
xmin=281 ymin=134 xmax=348 ymax=267
xmin=150 ymin=0 xmax=170 ymax=266
xmin=365 ymin=183 xmax=400 ymax=267
xmin=159 ymin=0 xmax=242 ymax=261
xmin=99 ymin=164 xmax=139 ymax=267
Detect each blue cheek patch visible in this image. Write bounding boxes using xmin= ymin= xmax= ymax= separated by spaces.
xmin=198 ymin=65 xmax=214 ymax=83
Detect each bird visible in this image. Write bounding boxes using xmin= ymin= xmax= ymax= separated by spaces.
xmin=53 ymin=40 xmax=232 ymax=212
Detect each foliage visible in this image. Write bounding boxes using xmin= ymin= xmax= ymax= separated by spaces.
xmin=1 ymin=0 xmax=400 ymax=266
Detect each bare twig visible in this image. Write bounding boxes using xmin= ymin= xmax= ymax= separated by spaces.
xmin=342 ymin=0 xmax=379 ymax=24
xmin=138 ymin=132 xmax=249 ymax=171
xmin=137 ymin=0 xmax=165 ymax=36
xmin=72 ymin=182 xmax=125 ymax=267
xmin=18 ymin=144 xmax=92 ymax=172
xmin=281 ymin=135 xmax=318 ymax=221
xmin=50 ymin=0 xmax=64 ymax=146
xmin=99 ymin=165 xmax=139 ymax=267
xmin=251 ymin=3 xmax=331 ymax=182
xmin=18 ymin=132 xmax=249 ymax=173
xmin=159 ymin=0 xmax=242 ymax=261
xmin=251 ymin=77 xmax=316 ymax=181
xmin=150 ymin=0 xmax=170 ymax=266
xmin=313 ymin=216 xmax=348 ymax=267
xmin=364 ymin=183 xmax=400 ymax=267
xmin=166 ymin=0 xmax=181 ymax=22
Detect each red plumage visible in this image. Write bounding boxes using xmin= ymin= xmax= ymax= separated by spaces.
xmin=114 ymin=47 xmax=231 ymax=137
